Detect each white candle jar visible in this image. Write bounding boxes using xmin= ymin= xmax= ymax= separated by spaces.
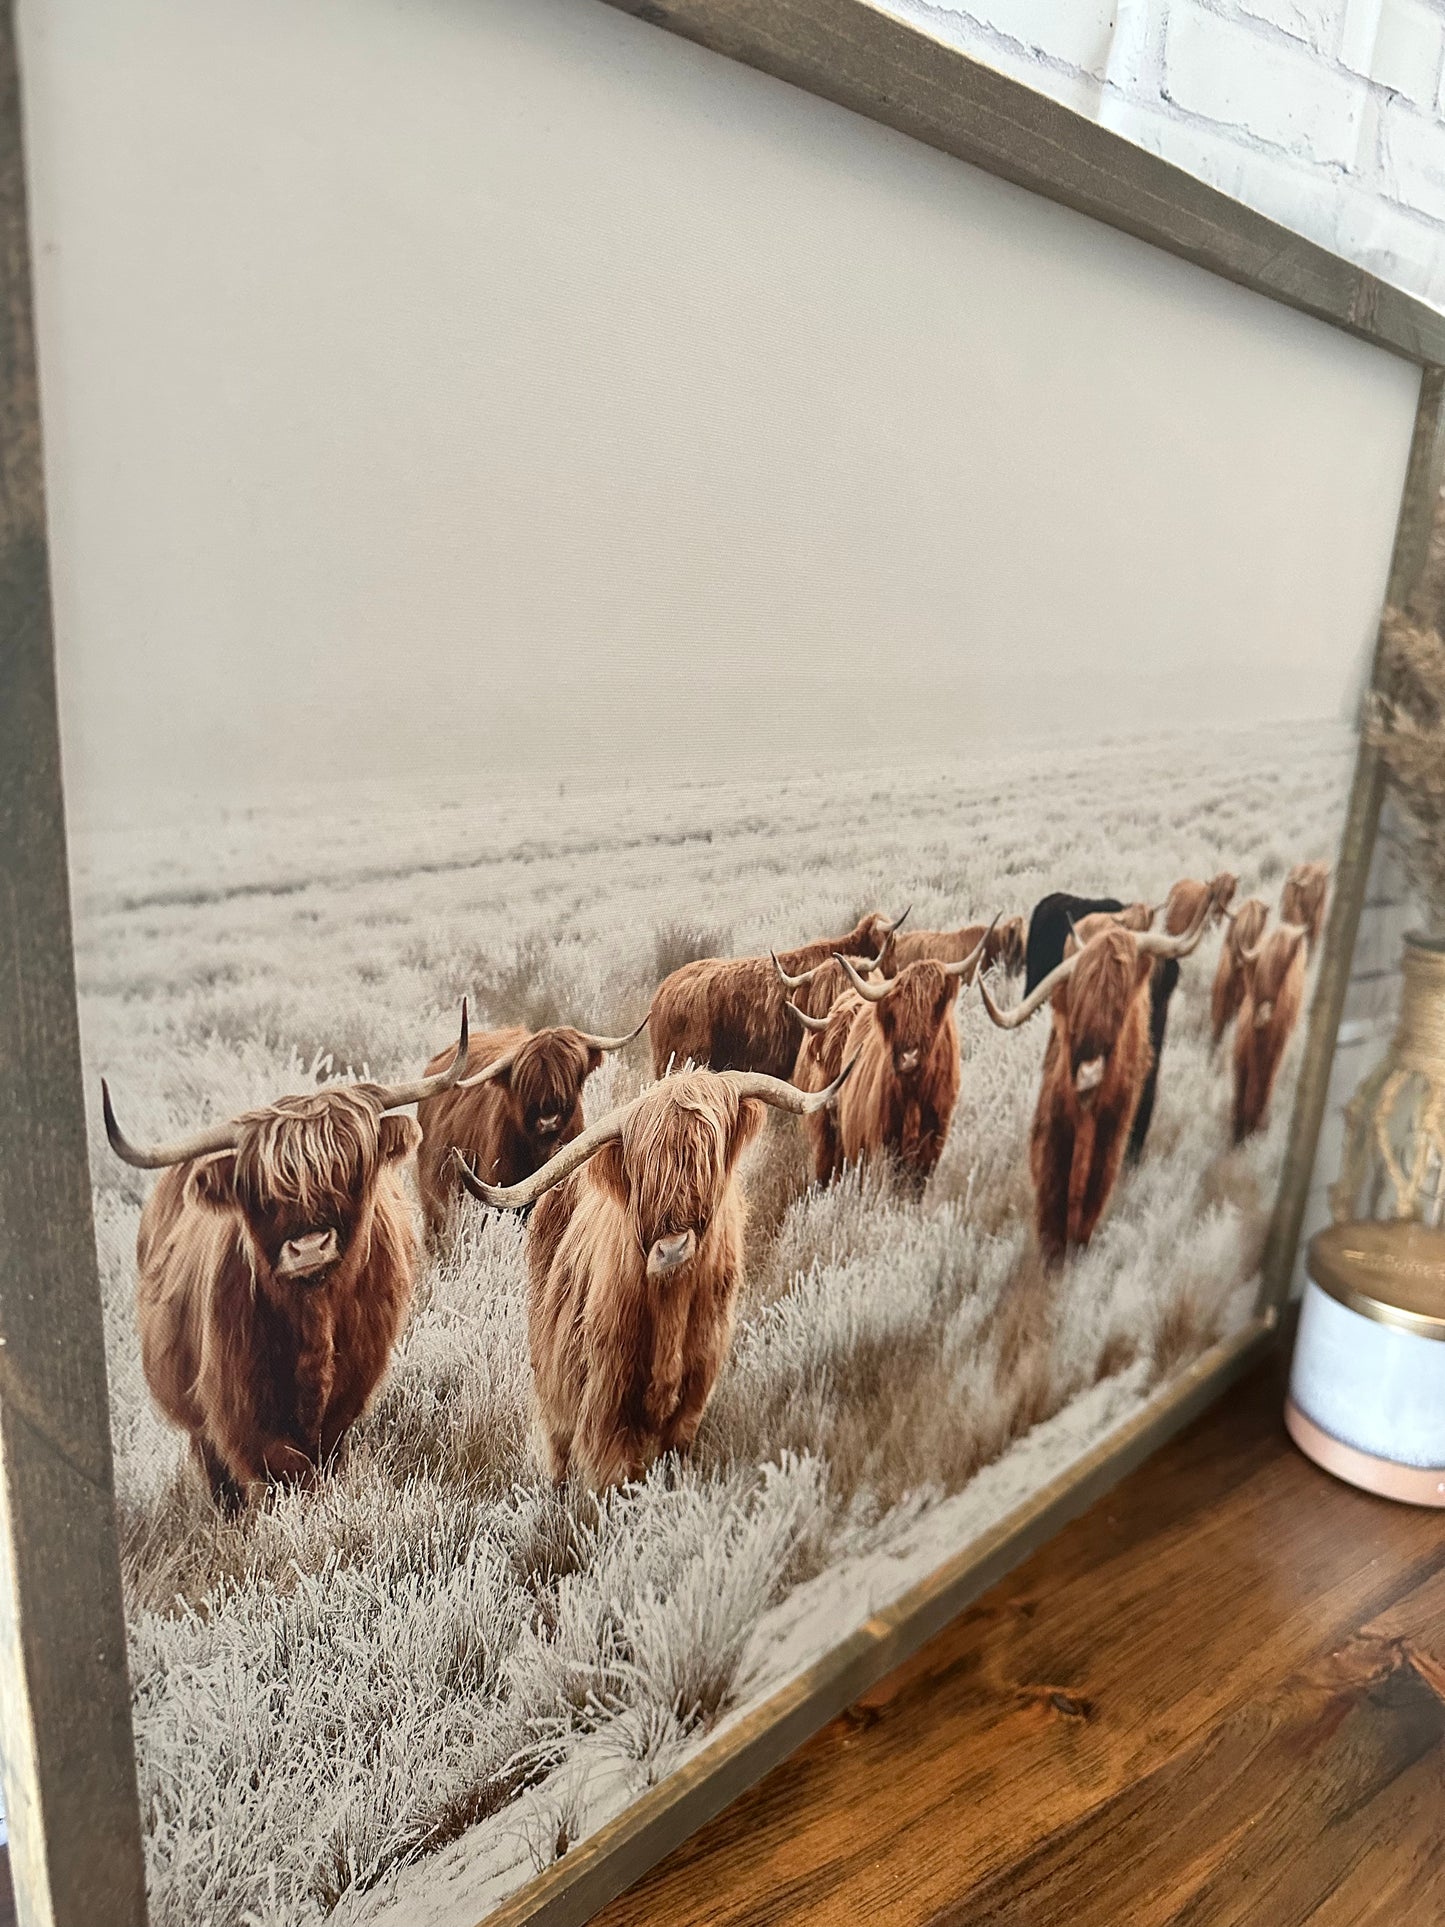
xmin=1287 ymin=1221 xmax=1445 ymax=1506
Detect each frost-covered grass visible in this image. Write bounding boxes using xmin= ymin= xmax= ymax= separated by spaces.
xmin=74 ymin=721 xmax=1346 ymax=1927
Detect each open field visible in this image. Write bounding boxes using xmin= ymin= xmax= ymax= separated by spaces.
xmin=71 ymin=719 xmax=1348 ymax=1927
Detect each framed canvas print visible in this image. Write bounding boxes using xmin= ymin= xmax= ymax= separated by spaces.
xmin=2 ymin=1 xmax=1444 ymax=1925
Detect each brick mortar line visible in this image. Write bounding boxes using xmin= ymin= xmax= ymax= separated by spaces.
xmin=885 ymin=0 xmax=1445 ymax=235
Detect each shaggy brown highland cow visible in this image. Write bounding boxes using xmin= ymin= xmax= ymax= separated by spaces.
xmin=786 ymin=977 xmax=865 ymax=1184
xmin=1162 ymin=871 xmax=1237 ymax=936
xmin=790 ymin=931 xmax=991 ymax=1188
xmin=1232 ymin=922 xmax=1309 ymax=1142
xmin=415 ymin=1014 xmax=643 ymax=1238
xmin=981 ymin=908 xmax=1209 ymax=1265
xmin=647 ymin=907 xmax=907 ymax=1079
xmin=453 ymin=1062 xmax=853 ymax=1491
xmin=104 ymin=1006 xmax=470 ymax=1507
xmin=1281 ymin=860 xmax=1330 ymax=954
xmin=1126 ymin=871 xmax=1236 ymax=1158
xmin=885 ymin=912 xmax=1026 ymax=979
xmin=1210 ymin=895 xmax=1269 ymax=1047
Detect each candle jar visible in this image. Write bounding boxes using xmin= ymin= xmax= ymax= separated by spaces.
xmin=1288 ymin=1220 xmax=1445 ymax=1505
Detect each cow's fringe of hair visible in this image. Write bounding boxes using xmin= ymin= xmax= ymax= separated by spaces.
xmin=231 ymin=1088 xmax=382 ymax=1222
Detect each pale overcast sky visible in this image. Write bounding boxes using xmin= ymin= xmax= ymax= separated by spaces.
xmin=18 ymin=0 xmax=1421 ymax=818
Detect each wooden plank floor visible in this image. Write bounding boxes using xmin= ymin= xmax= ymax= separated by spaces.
xmin=595 ymin=1347 xmax=1445 ymax=1927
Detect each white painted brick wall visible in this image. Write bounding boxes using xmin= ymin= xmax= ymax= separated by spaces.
xmin=1372 ymin=0 xmax=1445 ymax=109
xmin=1161 ymin=7 xmax=1367 ymax=165
xmin=876 ymin=0 xmax=1441 ymax=1275
xmin=879 ymin=0 xmax=1445 ymax=308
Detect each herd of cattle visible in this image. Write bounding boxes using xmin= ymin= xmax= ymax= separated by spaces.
xmin=102 ymin=860 xmax=1329 ymax=1503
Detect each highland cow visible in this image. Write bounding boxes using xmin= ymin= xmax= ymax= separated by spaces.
xmin=453 ymin=1063 xmax=854 ymax=1490
xmin=790 ymin=932 xmax=990 ymax=1188
xmin=1024 ymin=893 xmax=1156 ymax=994
xmin=647 ymin=907 xmax=908 ymax=1079
xmin=1026 ymin=892 xmax=1159 ymax=1162
xmin=1232 ymin=922 xmax=1309 ymax=1142
xmin=785 ymin=974 xmax=864 ymax=1184
xmin=1128 ymin=873 xmax=1238 ymax=1159
xmin=1210 ymin=896 xmax=1270 ymax=1047
xmin=1161 ymin=872 xmax=1237 ymax=938
xmin=1281 ymin=861 xmax=1330 ymax=954
xmin=981 ymin=911 xmax=1209 ymax=1265
xmin=886 ymin=913 xmax=1025 ymax=979
xmin=104 ymin=1006 xmax=471 ymax=1506
xmin=415 ymin=1014 xmax=644 ymax=1238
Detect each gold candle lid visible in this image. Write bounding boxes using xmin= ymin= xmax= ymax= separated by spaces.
xmin=1308 ymin=1222 xmax=1445 ymax=1341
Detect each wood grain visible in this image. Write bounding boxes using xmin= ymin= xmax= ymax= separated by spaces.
xmin=592 ymin=1348 xmax=1445 ymax=1926
xmin=0 ymin=3 xmax=146 ymax=1922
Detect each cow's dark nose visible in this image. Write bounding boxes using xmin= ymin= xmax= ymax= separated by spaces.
xmin=897 ymin=1048 xmax=921 ymax=1075
xmin=278 ymin=1229 xmax=339 ymax=1278
xmin=536 ymin=1114 xmax=562 ymax=1137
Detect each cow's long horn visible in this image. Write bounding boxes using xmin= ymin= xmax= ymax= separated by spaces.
xmin=101 ymin=1080 xmax=242 ymax=1170
xmin=455 ymin=1053 xmax=864 ymax=1210
xmin=838 ymin=953 xmax=893 ymax=1003
xmin=453 ymin=1096 xmax=631 ymax=1208
xmin=978 ymin=949 xmax=1083 ymax=1029
xmin=886 ymin=904 xmax=912 ymax=934
xmin=573 ymin=1013 xmax=650 ymax=1053
xmin=787 ymin=999 xmax=832 ymax=1034
xmin=1135 ymin=894 xmax=1213 ymax=961
xmin=458 ymin=1046 xmax=522 ymax=1091
xmin=850 ymin=939 xmax=895 ymax=973
xmin=944 ymin=916 xmax=999 ymax=981
xmin=365 ymin=1001 xmax=471 ymax=1110
xmin=773 ymin=951 xmax=829 ymax=989
xmin=104 ymin=1003 xmax=472 ymax=1169
xmin=1242 ymin=919 xmax=1307 ymax=966
xmin=722 ymin=1056 xmax=860 ymax=1114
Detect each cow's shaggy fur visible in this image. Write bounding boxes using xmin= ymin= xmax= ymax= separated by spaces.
xmin=1127 ymin=873 xmax=1237 ymax=1159
xmin=648 ymin=912 xmax=896 ymax=1079
xmin=797 ymin=962 xmax=965 ymax=1191
xmin=1210 ymin=896 xmax=1270 ymax=1048
xmin=1232 ymin=925 xmax=1308 ymax=1141
xmin=134 ymin=1089 xmax=418 ymax=1506
xmin=1281 ymin=860 xmax=1330 ymax=954
xmin=888 ymin=915 xmax=1025 ymax=979
xmin=1025 ymin=927 xmax=1157 ymax=1266
xmin=521 ymin=1073 xmax=766 ymax=1490
xmin=416 ymin=1026 xmax=606 ymax=1239
xmin=1162 ymin=872 xmax=1237 ymax=937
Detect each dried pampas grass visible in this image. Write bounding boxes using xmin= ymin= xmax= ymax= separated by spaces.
xmin=1369 ymin=607 xmax=1445 ymax=922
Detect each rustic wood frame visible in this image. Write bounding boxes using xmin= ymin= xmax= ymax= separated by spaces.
xmin=1 ymin=2 xmax=1442 ymax=1923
